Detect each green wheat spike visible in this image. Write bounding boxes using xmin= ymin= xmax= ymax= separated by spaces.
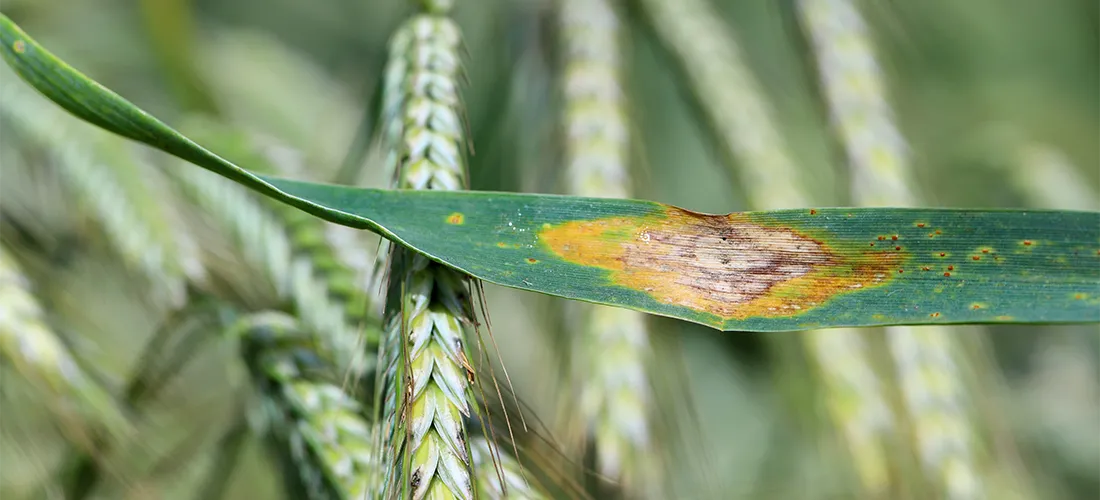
xmin=238 ymin=312 xmax=380 ymax=500
xmin=799 ymin=0 xmax=987 ymax=497
xmin=377 ymin=9 xmax=483 ymax=499
xmin=558 ymin=0 xmax=659 ymax=492
xmin=640 ymin=0 xmax=900 ymax=492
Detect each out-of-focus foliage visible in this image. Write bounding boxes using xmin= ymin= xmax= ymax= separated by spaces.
xmin=0 ymin=0 xmax=1096 ymax=499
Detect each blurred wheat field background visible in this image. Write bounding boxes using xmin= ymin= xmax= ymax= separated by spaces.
xmin=0 ymin=0 xmax=1097 ymax=499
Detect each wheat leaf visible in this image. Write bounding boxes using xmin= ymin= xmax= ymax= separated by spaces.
xmin=2 ymin=14 xmax=1098 ymax=332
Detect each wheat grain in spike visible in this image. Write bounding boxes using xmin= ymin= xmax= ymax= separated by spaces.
xmin=376 ymin=10 xmax=482 ymax=500
xmin=237 ymin=313 xmax=380 ymax=499
xmin=799 ymin=0 xmax=984 ymax=497
xmin=558 ymin=0 xmax=658 ymax=492
xmin=639 ymin=0 xmax=899 ymax=493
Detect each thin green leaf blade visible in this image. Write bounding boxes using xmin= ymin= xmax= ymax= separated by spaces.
xmin=2 ymin=14 xmax=1097 ymax=332
xmin=263 ymin=178 xmax=1100 ymax=330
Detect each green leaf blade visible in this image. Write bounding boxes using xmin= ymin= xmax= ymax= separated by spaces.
xmin=264 ymin=177 xmax=1100 ymax=331
xmin=3 ymin=13 xmax=1097 ymax=332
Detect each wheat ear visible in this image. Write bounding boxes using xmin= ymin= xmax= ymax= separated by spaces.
xmin=376 ymin=9 xmax=483 ymax=499
xmin=798 ymin=1 xmax=983 ymax=497
xmin=238 ymin=312 xmax=379 ymax=499
xmin=557 ymin=0 xmax=656 ymax=491
xmin=637 ymin=0 xmax=897 ymax=491
xmin=0 ymin=77 xmax=199 ymax=306
xmin=0 ymin=245 xmax=130 ymax=446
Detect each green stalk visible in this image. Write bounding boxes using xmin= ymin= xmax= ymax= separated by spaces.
xmin=377 ymin=8 xmax=481 ymax=499
xmin=558 ymin=0 xmax=657 ymax=492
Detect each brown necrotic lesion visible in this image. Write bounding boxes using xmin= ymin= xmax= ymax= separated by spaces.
xmin=540 ymin=206 xmax=900 ymax=319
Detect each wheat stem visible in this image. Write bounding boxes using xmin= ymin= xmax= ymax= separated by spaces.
xmin=375 ymin=9 xmax=480 ymax=500
xmin=558 ymin=0 xmax=656 ymax=491
xmin=238 ymin=312 xmax=380 ymax=500
xmin=799 ymin=1 xmax=983 ymax=497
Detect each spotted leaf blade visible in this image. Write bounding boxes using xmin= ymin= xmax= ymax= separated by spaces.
xmin=260 ymin=182 xmax=1100 ymax=330
xmin=2 ymin=15 xmax=1097 ymax=332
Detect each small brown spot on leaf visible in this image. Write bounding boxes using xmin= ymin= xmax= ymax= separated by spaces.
xmin=981 ymin=248 xmax=990 ymax=254
xmin=878 ymin=236 xmax=886 ymax=241
xmin=810 ymin=209 xmax=817 ymax=215
xmin=972 ymin=256 xmax=981 ymax=261
xmin=935 ymin=230 xmax=942 ymax=235
xmin=891 ymin=235 xmax=898 ymax=241
xmin=526 ymin=258 xmax=538 ymax=264
xmin=921 ymin=266 xmax=931 ymax=271
xmin=446 ymin=212 xmax=465 ymax=225
xmin=939 ymin=252 xmax=946 ymax=257
xmin=13 ymin=40 xmax=26 ymax=54
xmin=916 ymin=223 xmax=926 ymax=228
xmin=947 ymin=265 xmax=954 ymax=271
xmin=944 ymin=272 xmax=951 ymax=277
xmin=496 ymin=242 xmax=508 ymax=248
xmin=895 ymin=246 xmax=902 ymax=251
xmin=1022 ymin=240 xmax=1032 ymax=246
xmin=930 ymin=312 xmax=940 ymax=318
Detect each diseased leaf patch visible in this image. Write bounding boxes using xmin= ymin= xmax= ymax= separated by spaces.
xmin=540 ymin=206 xmax=904 ymax=320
